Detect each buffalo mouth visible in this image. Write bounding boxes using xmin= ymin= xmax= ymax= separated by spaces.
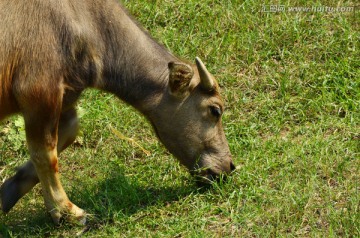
xmin=190 ymin=161 xmax=236 ymax=187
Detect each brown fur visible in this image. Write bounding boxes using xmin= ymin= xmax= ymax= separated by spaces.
xmin=0 ymin=0 xmax=234 ymax=225
xmin=0 ymin=52 xmax=21 ymax=119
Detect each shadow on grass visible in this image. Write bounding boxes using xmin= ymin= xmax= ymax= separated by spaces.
xmin=74 ymin=170 xmax=200 ymax=230
xmin=0 ymin=169 xmax=201 ymax=236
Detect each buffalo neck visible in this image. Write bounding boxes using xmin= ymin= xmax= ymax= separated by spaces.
xmin=96 ymin=3 xmax=176 ymax=114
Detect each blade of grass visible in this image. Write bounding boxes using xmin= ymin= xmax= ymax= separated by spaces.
xmin=109 ymin=126 xmax=151 ymax=156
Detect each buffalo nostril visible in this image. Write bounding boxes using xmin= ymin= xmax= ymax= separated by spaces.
xmin=230 ymin=162 xmax=236 ymax=172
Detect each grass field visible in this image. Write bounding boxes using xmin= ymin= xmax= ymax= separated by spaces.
xmin=1 ymin=0 xmax=359 ymax=237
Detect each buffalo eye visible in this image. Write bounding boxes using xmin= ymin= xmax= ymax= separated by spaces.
xmin=210 ymin=106 xmax=222 ymax=118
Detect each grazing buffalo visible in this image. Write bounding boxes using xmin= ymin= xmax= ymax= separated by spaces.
xmin=0 ymin=0 xmax=234 ymax=224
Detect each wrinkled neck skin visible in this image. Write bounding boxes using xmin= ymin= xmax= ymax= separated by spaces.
xmin=94 ymin=3 xmax=176 ymax=116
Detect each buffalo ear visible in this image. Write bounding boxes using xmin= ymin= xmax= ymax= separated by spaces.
xmin=168 ymin=62 xmax=194 ymax=97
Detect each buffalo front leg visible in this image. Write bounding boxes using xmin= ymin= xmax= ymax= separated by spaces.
xmin=23 ymin=106 xmax=84 ymax=225
xmin=0 ymin=108 xmax=79 ymax=215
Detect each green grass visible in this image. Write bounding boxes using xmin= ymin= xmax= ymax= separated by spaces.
xmin=1 ymin=0 xmax=359 ymax=237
